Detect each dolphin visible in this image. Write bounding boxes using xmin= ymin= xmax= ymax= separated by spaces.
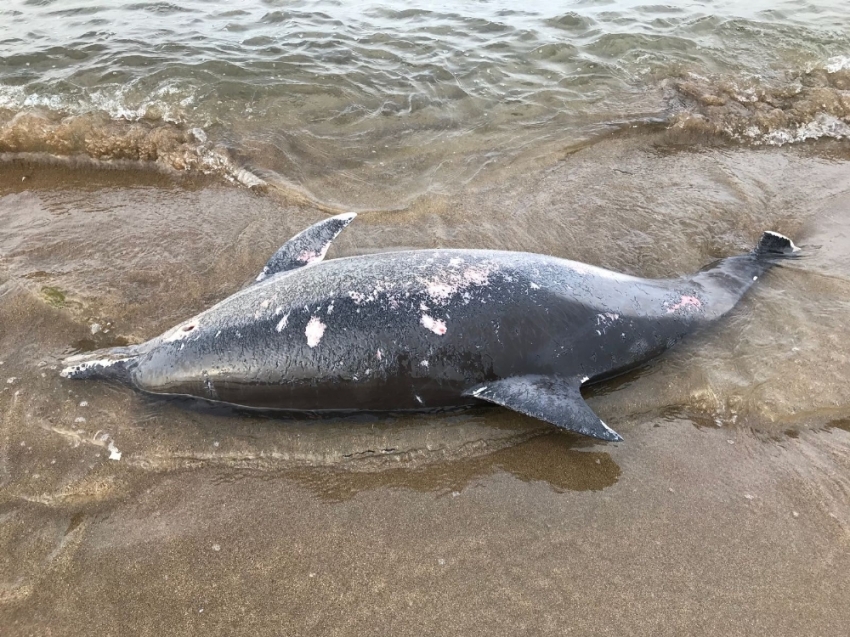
xmin=61 ymin=213 xmax=799 ymax=441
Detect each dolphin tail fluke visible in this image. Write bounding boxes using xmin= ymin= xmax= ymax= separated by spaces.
xmin=60 ymin=345 xmax=142 ymax=384
xmin=755 ymin=231 xmax=800 ymax=258
xmin=463 ymin=375 xmax=623 ymax=442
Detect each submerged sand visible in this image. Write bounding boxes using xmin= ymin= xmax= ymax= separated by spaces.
xmin=2 ymin=134 xmax=850 ymax=635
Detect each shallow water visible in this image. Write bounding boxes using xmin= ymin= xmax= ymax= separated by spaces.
xmin=2 ymin=1 xmax=850 ymax=634
xmin=3 ymin=1 xmax=850 ymax=206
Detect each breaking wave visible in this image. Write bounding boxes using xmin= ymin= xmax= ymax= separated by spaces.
xmin=0 ymin=109 xmax=266 ymax=189
xmin=2 ymin=57 xmax=850 ymax=201
xmin=664 ymin=57 xmax=850 ymax=146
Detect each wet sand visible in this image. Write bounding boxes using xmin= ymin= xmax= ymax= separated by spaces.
xmin=2 ymin=134 xmax=850 ymax=635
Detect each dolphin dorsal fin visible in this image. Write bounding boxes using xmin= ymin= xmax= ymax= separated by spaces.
xmin=254 ymin=212 xmax=357 ymax=283
xmin=462 ymin=375 xmax=623 ymax=442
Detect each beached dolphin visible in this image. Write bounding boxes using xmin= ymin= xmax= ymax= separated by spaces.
xmin=61 ymin=214 xmax=799 ymax=441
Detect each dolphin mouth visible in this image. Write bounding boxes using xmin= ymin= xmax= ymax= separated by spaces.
xmin=60 ymin=355 xmax=130 ymax=378
xmin=60 ymin=346 xmax=141 ymax=383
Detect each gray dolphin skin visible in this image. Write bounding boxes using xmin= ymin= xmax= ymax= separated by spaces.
xmin=61 ymin=214 xmax=800 ymax=442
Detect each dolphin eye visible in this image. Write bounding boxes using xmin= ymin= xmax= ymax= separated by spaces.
xmin=182 ymin=324 xmax=196 ymax=332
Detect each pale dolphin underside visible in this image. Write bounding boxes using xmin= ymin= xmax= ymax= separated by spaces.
xmin=61 ymin=214 xmax=799 ymax=442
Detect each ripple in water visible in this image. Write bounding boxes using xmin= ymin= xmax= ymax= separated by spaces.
xmin=2 ymin=1 xmax=850 ymax=207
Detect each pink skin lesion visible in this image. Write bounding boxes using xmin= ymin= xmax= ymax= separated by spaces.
xmin=666 ymin=295 xmax=702 ymax=314
xmin=426 ymin=281 xmax=455 ymax=300
xmin=420 ymin=314 xmax=447 ymax=335
xmin=461 ymin=265 xmax=491 ymax=286
xmin=298 ymin=242 xmax=331 ymax=265
xmin=421 ymin=262 xmax=497 ymax=305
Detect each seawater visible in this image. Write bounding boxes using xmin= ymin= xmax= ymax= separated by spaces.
xmin=2 ymin=0 xmax=850 ymax=207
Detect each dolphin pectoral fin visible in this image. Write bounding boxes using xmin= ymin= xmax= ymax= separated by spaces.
xmin=254 ymin=212 xmax=357 ymax=283
xmin=462 ymin=375 xmax=623 ymax=442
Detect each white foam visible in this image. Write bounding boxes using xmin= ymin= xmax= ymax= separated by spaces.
xmin=748 ymin=113 xmax=850 ymax=146
xmin=826 ymin=56 xmax=850 ymax=73
xmin=107 ymin=440 xmax=122 ymax=461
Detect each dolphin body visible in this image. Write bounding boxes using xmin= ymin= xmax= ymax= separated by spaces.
xmin=61 ymin=214 xmax=799 ymax=441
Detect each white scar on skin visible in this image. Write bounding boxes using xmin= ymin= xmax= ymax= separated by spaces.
xmin=420 ymin=315 xmax=447 ymax=335
xmin=305 ymin=316 xmax=326 ymax=347
xmin=530 ymin=282 xmax=541 ymax=290
xmin=420 ymin=262 xmax=497 ymax=304
xmin=420 ymin=360 xmax=429 ymax=367
xmin=275 ymin=312 xmax=290 ymax=332
xmin=666 ymin=295 xmax=702 ymax=314
xmin=376 ymin=349 xmax=383 ymax=361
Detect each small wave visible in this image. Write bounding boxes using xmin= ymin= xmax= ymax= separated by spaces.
xmin=663 ymin=60 xmax=850 ymax=146
xmin=0 ymin=82 xmax=195 ymax=126
xmin=0 ymin=109 xmax=266 ymax=189
xmin=826 ymin=55 xmax=850 ymax=74
xmin=4 ymin=56 xmax=850 ymax=202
